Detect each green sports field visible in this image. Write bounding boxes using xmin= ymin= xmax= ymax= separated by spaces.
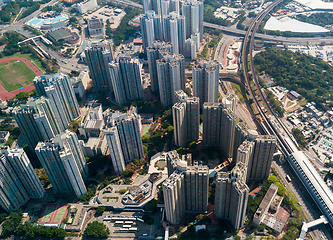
xmin=54 ymin=206 xmax=67 ymax=223
xmin=41 ymin=207 xmax=54 ymax=223
xmin=0 ymin=61 xmax=36 ymax=92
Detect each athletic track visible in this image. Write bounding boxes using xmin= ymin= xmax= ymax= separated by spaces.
xmin=0 ymin=57 xmax=42 ymax=100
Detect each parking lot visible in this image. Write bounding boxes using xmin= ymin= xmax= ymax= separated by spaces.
xmin=82 ymin=6 xmax=126 ymax=29
xmin=91 ymin=211 xmax=162 ymax=238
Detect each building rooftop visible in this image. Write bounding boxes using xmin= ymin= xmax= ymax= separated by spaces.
xmin=0 ymin=131 xmax=9 ymax=139
xmin=254 ymin=184 xmax=278 ymax=220
xmin=47 ymin=28 xmax=71 ymax=41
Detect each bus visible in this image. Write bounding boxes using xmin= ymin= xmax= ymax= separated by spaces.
xmin=286 ymin=175 xmax=292 ymax=182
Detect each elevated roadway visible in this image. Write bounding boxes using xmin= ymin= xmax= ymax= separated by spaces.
xmin=185 ymin=72 xmax=245 ymax=88
xmin=241 ymin=0 xmax=333 ymax=239
xmin=111 ymin=0 xmax=333 ymax=45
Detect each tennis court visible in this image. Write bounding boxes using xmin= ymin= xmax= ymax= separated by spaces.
xmin=38 ymin=205 xmax=68 ymax=225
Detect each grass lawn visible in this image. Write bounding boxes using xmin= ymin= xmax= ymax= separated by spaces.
xmin=0 ymin=61 xmax=36 ymax=92
xmin=231 ymin=82 xmax=249 ymax=103
xmin=0 ymin=62 xmax=7 ymax=67
xmin=0 ymin=52 xmax=46 ymax=73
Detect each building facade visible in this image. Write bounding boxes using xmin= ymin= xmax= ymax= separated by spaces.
xmin=215 ymin=166 xmax=249 ymax=230
xmin=156 ymin=53 xmax=185 ymax=106
xmin=248 ymin=135 xmax=277 ymax=181
xmin=85 ymin=40 xmax=114 ymax=91
xmin=163 ymin=12 xmax=185 ymax=55
xmin=185 ymin=165 xmax=209 ymax=212
xmin=0 ymin=147 xmax=45 ymax=212
xmin=182 ymin=0 xmax=203 ymax=41
xmin=35 ymin=130 xmax=88 ymax=198
xmin=192 ymin=59 xmax=220 ymax=106
xmin=33 ymin=73 xmax=80 ymax=130
xmin=163 ymin=170 xmax=186 ymax=225
xmin=140 ymin=11 xmax=163 ymax=48
xmin=202 ymin=102 xmax=238 ymax=158
xmin=172 ymin=90 xmax=199 ymax=147
xmin=13 ymin=97 xmax=61 ymax=151
xmin=104 ymin=107 xmax=144 ymax=169
xmin=147 ymin=41 xmax=173 ymax=93
xmin=109 ymin=56 xmax=144 ymax=106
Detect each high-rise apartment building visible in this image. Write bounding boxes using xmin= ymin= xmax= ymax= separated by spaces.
xmin=104 ymin=127 xmax=125 ymax=174
xmin=173 ymin=90 xmax=199 ymax=147
xmin=33 ymin=73 xmax=80 ymax=130
xmin=248 ymin=134 xmax=277 ymax=181
xmin=233 ymin=122 xmax=248 ymax=164
xmin=143 ymin=0 xmax=161 ymax=15
xmin=104 ymin=107 xmax=144 ymax=169
xmin=157 ymin=53 xmax=185 ymax=106
xmin=185 ymin=38 xmax=197 ymax=60
xmin=108 ymin=56 xmax=144 ymax=106
xmin=163 ymin=170 xmax=186 ymax=225
xmin=35 ymin=130 xmax=88 ymax=198
xmin=215 ymin=165 xmax=249 ymax=230
xmin=0 ymin=147 xmax=45 ymax=212
xmin=140 ymin=11 xmax=163 ymax=48
xmin=163 ymin=12 xmax=185 ymax=55
xmin=13 ymin=97 xmax=61 ymax=151
xmin=164 ymin=150 xmax=209 ymax=225
xmin=224 ymin=93 xmax=237 ymax=112
xmin=185 ymin=164 xmax=209 ymax=212
xmin=147 ymin=41 xmax=173 ymax=93
xmin=182 ymin=0 xmax=203 ymax=41
xmin=192 ymin=59 xmax=220 ymax=106
xmin=202 ymin=102 xmax=238 ymax=158
xmin=85 ymin=40 xmax=113 ymax=91
xmin=236 ymin=140 xmax=254 ymax=183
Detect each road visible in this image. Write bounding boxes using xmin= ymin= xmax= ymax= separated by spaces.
xmin=111 ymin=0 xmax=333 ymax=45
xmin=273 ymin=161 xmax=331 ymax=240
xmin=241 ymin=0 xmax=332 ymax=239
xmin=0 ymin=0 xmax=87 ymax=73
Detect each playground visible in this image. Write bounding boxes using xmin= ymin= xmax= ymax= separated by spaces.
xmin=38 ymin=205 xmax=68 ymax=226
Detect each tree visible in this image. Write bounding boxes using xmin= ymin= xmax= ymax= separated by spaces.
xmin=96 ymin=206 xmax=106 ymax=214
xmin=189 ymin=141 xmax=197 ymax=150
xmin=84 ymin=221 xmax=110 ymax=237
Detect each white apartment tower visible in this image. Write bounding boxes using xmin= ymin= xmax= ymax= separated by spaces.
xmin=202 ymin=102 xmax=238 ymax=158
xmin=163 ymin=170 xmax=186 ymax=225
xmin=85 ymin=40 xmax=114 ymax=91
xmin=192 ymin=59 xmax=220 ymax=107
xmin=173 ymin=90 xmax=199 ymax=147
xmin=104 ymin=107 xmax=144 ymax=172
xmin=140 ymin=10 xmax=163 ymax=48
xmin=33 ymin=73 xmax=80 ymax=131
xmin=182 ymin=0 xmax=204 ymax=41
xmin=0 ymin=147 xmax=45 ymax=212
xmin=163 ymin=12 xmax=186 ymax=55
xmin=215 ymin=166 xmax=249 ymax=230
xmin=156 ymin=53 xmax=185 ymax=106
xmin=147 ymin=41 xmax=173 ymax=93
xmin=35 ymin=130 xmax=88 ymax=198
xmin=13 ymin=97 xmax=62 ymax=151
xmin=108 ymin=56 xmax=144 ymax=106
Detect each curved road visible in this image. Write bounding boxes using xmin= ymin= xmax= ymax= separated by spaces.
xmin=241 ymin=0 xmax=332 ymax=239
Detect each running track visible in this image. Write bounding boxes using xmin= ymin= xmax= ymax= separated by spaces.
xmin=0 ymin=57 xmax=42 ymax=100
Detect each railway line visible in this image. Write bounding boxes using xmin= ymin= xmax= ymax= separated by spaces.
xmin=241 ymin=0 xmax=333 ymax=239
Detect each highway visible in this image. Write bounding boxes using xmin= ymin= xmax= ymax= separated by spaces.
xmin=111 ymin=0 xmax=333 ymax=45
xmin=241 ymin=0 xmax=333 ymax=239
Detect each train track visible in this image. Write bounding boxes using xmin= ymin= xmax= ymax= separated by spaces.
xmin=241 ymin=0 xmax=298 ymax=155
